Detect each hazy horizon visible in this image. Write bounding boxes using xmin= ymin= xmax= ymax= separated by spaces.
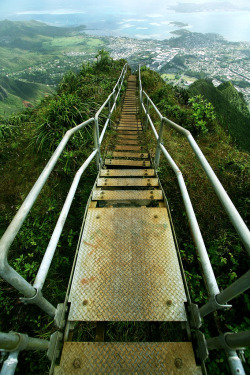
xmin=1 ymin=1 xmax=250 ymax=42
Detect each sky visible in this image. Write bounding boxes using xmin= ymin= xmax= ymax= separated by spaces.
xmin=1 ymin=0 xmax=250 ymax=17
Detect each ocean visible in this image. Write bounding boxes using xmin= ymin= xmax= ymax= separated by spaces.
xmin=5 ymin=10 xmax=250 ymax=43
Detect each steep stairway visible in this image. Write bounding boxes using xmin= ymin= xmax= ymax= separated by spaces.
xmin=54 ymin=75 xmax=201 ymax=374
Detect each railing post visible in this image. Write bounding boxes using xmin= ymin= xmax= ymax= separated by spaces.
xmin=113 ymin=91 xmax=116 ymax=111
xmin=94 ymin=116 xmax=102 ymax=169
xmin=145 ymin=96 xmax=149 ymax=131
xmin=155 ymin=118 xmax=164 ymax=169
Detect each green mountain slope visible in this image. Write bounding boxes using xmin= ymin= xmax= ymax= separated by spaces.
xmin=0 ymin=77 xmax=54 ymax=115
xmin=218 ymin=81 xmax=250 ymax=117
xmin=188 ymin=79 xmax=250 ymax=151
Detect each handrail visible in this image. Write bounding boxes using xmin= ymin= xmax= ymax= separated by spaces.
xmin=139 ymin=65 xmax=250 ymax=306
xmin=139 ymin=65 xmax=250 ymax=375
xmin=0 ymin=63 xmax=128 ymax=319
xmin=141 ymin=82 xmax=250 ymax=255
xmin=140 ymin=95 xmax=219 ymax=297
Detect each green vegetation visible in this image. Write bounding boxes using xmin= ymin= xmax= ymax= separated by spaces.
xmin=188 ymin=79 xmax=250 ymax=151
xmin=0 ymin=76 xmax=54 ymax=115
xmin=139 ymin=66 xmax=250 ymax=374
xmin=0 ymin=53 xmax=127 ymax=373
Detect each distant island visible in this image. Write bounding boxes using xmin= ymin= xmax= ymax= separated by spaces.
xmin=169 ymin=21 xmax=189 ymax=28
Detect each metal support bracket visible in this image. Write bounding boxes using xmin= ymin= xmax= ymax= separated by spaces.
xmin=54 ymin=304 xmax=67 ymax=330
xmin=200 ymin=294 xmax=232 ymax=318
xmin=188 ymin=303 xmax=202 ymax=329
xmin=20 ymin=288 xmax=42 ymax=305
xmin=47 ymin=332 xmax=63 ymax=362
xmin=195 ymin=331 xmax=209 ymax=363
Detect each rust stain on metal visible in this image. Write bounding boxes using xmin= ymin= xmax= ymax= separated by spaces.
xmin=83 ymin=241 xmax=97 ymax=248
xmin=81 ymin=276 xmax=96 ymax=286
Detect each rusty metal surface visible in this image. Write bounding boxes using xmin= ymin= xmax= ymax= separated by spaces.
xmin=55 ymin=342 xmax=201 ymax=374
xmin=100 ymin=169 xmax=155 ymax=177
xmin=68 ymin=207 xmax=186 ymax=321
xmin=115 ymin=145 xmax=142 ymax=151
xmin=111 ymin=152 xmax=148 ymax=158
xmin=105 ymin=159 xmax=150 ymax=167
xmin=97 ymin=178 xmax=159 ymax=187
xmin=92 ymin=189 xmax=163 ymax=201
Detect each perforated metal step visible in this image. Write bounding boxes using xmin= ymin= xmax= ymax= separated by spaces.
xmin=92 ymin=189 xmax=163 ymax=201
xmin=68 ymin=207 xmax=186 ymax=321
xmin=100 ymin=169 xmax=155 ymax=177
xmin=111 ymin=152 xmax=148 ymax=158
xmin=105 ymin=159 xmax=150 ymax=167
xmin=97 ymin=177 xmax=159 ymax=187
xmin=54 ymin=342 xmax=201 ymax=375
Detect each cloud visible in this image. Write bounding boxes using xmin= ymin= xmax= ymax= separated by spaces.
xmin=146 ymin=13 xmax=164 ymax=18
xmin=149 ymin=22 xmax=161 ymax=26
xmin=119 ymin=23 xmax=134 ymax=29
xmin=123 ymin=18 xmax=146 ymax=22
xmin=136 ymin=27 xmax=148 ymax=30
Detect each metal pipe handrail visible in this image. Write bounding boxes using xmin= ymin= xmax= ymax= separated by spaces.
xmin=33 ymin=149 xmax=98 ymax=291
xmin=0 ymin=63 xmax=128 ymax=318
xmin=142 ymin=103 xmax=219 ymax=296
xmin=140 ymin=87 xmax=250 ymax=255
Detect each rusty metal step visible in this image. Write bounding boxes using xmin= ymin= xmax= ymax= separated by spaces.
xmin=111 ymin=151 xmax=148 ymax=159
xmin=117 ymin=135 xmax=139 ymax=139
xmin=105 ymin=159 xmax=150 ymax=167
xmin=93 ymin=190 xmax=163 ymax=201
xmin=55 ymin=342 xmax=201 ymax=375
xmin=100 ymin=169 xmax=155 ymax=177
xmin=115 ymin=145 xmax=143 ymax=151
xmin=117 ymin=126 xmax=142 ymax=132
xmin=117 ymin=130 xmax=141 ymax=134
xmin=67 ymin=207 xmax=186 ymax=321
xmin=97 ymin=177 xmax=158 ymax=187
xmin=111 ymin=151 xmax=148 ymax=158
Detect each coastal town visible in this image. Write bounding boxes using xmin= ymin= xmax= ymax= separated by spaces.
xmin=108 ymin=31 xmax=250 ymax=107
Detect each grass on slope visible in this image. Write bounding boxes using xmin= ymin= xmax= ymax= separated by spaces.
xmin=0 ymin=77 xmax=54 ymax=116
xmin=188 ymin=79 xmax=250 ymax=151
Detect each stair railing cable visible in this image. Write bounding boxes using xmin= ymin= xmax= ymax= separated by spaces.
xmin=0 ymin=63 xmax=127 ymax=321
xmin=139 ymin=65 xmax=250 ymax=374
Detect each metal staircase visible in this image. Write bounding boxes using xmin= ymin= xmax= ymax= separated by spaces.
xmin=0 ymin=65 xmax=249 ymax=375
xmin=54 ymin=74 xmax=198 ymax=373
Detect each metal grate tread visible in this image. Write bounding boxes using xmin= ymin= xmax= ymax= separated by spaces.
xmin=111 ymin=152 xmax=148 ymax=158
xmin=55 ymin=342 xmax=201 ymax=374
xmin=105 ymin=159 xmax=151 ymax=167
xmin=92 ymin=189 xmax=163 ymax=201
xmin=100 ymin=169 xmax=155 ymax=177
xmin=97 ymin=177 xmax=159 ymax=187
xmin=68 ymin=207 xmax=186 ymax=321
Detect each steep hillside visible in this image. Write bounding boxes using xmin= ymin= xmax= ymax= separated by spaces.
xmin=0 ymin=20 xmax=85 ymax=48
xmin=0 ymin=77 xmax=54 ymax=116
xmin=218 ymin=81 xmax=250 ymax=117
xmin=188 ymin=79 xmax=250 ymax=151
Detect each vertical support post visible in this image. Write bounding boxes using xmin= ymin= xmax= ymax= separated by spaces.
xmin=0 ymin=351 xmax=19 ymax=375
xmin=226 ymin=350 xmax=246 ymax=375
xmin=155 ymin=118 xmax=164 ymax=169
xmin=113 ymin=91 xmax=116 ymax=111
xmin=94 ymin=117 xmax=101 ymax=170
xmin=145 ymin=96 xmax=149 ymax=131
